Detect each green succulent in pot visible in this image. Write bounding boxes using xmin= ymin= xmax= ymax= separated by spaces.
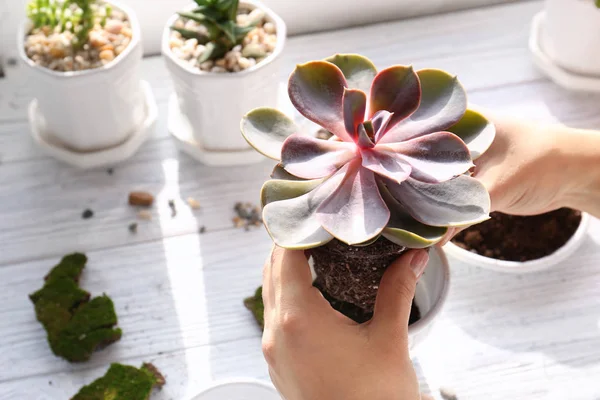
xmin=172 ymin=0 xmax=258 ymax=63
xmin=241 ymin=54 xmax=495 ymax=321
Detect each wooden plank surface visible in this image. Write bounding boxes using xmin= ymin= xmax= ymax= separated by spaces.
xmin=1 ymin=1 xmax=600 ymax=399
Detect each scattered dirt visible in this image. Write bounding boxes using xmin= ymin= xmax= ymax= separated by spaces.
xmin=82 ymin=209 xmax=94 ymax=219
xmin=233 ymin=202 xmax=262 ymax=230
xmin=168 ymin=200 xmax=177 ymax=218
xmin=128 ymin=222 xmax=138 ymax=234
xmin=452 ymin=208 xmax=581 ymax=262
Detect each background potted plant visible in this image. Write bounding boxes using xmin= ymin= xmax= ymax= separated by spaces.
xmin=19 ymin=0 xmax=155 ymax=168
xmin=163 ymin=0 xmax=286 ymax=166
xmin=530 ymin=0 xmax=600 ymax=91
xmin=241 ymin=54 xmax=495 ymax=345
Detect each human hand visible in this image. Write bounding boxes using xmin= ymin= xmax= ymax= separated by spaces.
xmin=262 ymin=246 xmax=429 ymax=400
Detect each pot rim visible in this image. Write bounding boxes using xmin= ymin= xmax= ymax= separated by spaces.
xmin=188 ymin=378 xmax=279 ymax=400
xmin=407 ymin=245 xmax=450 ymax=336
xmin=17 ymin=0 xmax=141 ymax=79
xmin=161 ymin=0 xmax=287 ymax=78
xmin=443 ymin=211 xmax=591 ymax=273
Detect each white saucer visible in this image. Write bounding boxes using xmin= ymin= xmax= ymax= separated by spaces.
xmin=29 ymin=80 xmax=157 ymax=169
xmin=530 ymin=12 xmax=600 ymax=92
xmin=168 ymin=94 xmax=265 ymax=166
xmin=189 ymin=379 xmax=281 ymax=400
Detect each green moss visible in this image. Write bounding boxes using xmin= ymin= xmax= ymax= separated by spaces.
xmin=71 ymin=363 xmax=165 ymax=400
xmin=29 ymin=253 xmax=121 ymax=362
xmin=244 ymin=286 xmax=264 ymax=330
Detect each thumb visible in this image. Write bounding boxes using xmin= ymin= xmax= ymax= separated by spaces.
xmin=370 ymin=249 xmax=429 ymax=338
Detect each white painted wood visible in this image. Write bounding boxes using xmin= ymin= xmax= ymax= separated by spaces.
xmin=1 ymin=2 xmax=600 ymax=399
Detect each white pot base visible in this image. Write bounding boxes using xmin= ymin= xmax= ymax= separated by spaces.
xmin=530 ymin=11 xmax=600 ymax=92
xmin=29 ymin=80 xmax=157 ymax=169
xmin=168 ymin=94 xmax=265 ymax=166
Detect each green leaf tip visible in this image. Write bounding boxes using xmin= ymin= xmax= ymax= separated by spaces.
xmin=71 ymin=362 xmax=165 ymax=400
xmin=30 ymin=253 xmax=121 ymax=363
xmin=244 ymin=286 xmax=264 ymax=330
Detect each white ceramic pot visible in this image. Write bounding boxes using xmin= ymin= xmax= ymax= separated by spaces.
xmin=190 ymin=379 xmax=280 ymax=400
xmin=162 ymin=0 xmax=286 ymax=153
xmin=444 ymin=212 xmax=591 ymax=274
xmin=542 ymin=0 xmax=600 ymax=76
xmin=18 ymin=0 xmax=145 ymax=152
xmin=309 ymin=245 xmax=450 ymax=351
xmin=407 ymin=246 xmax=450 ymax=350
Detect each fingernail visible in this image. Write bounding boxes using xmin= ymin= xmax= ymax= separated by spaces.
xmin=410 ymin=250 xmax=429 ymax=279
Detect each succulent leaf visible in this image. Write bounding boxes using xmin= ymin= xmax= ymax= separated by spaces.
xmin=342 ymin=88 xmax=367 ymax=139
xmin=261 ymin=178 xmax=325 ymax=207
xmin=381 ymin=69 xmax=467 ymax=143
xmin=371 ymin=110 xmax=394 ymax=143
xmin=383 ymin=131 xmax=473 ymax=183
xmin=271 ymin=164 xmax=306 ymax=181
xmin=325 ymin=54 xmax=378 ymax=93
xmin=241 ymin=108 xmax=297 ymax=160
xmin=386 ymin=175 xmax=490 ymax=227
xmin=356 ymin=122 xmax=375 ymax=149
xmin=288 ymin=61 xmax=351 ymax=142
xmin=171 ymin=26 xmax=211 ymax=43
xmin=369 ymin=66 xmax=421 ymax=133
xmin=361 ymin=147 xmax=412 ymax=184
xmin=281 ymin=134 xmax=356 ymax=179
xmin=379 ymin=182 xmax=448 ymax=248
xmin=317 ymin=160 xmax=390 ymax=245
xmin=198 ymin=41 xmax=227 ymax=63
xmin=447 ymin=109 xmax=496 ymax=160
xmin=263 ymin=170 xmax=349 ymax=249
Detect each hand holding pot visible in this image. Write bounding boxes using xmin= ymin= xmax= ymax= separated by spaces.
xmin=262 ymin=246 xmax=428 ymax=400
xmin=472 ymin=115 xmax=600 ymax=218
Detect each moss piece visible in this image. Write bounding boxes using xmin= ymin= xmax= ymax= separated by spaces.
xmin=29 ymin=253 xmax=121 ymax=362
xmin=244 ymin=286 xmax=264 ymax=330
xmin=71 ymin=363 xmax=165 ymax=400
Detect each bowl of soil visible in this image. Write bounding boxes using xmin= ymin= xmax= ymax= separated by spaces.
xmin=445 ymin=208 xmax=590 ymax=273
xmin=310 ymin=243 xmax=450 ymax=350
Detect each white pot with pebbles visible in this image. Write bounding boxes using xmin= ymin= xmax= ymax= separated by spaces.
xmin=163 ymin=0 xmax=286 ymax=166
xmin=18 ymin=0 xmax=156 ymax=168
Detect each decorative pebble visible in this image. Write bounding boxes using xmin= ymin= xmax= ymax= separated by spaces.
xmin=440 ymin=386 xmax=458 ymax=400
xmin=129 ymin=191 xmax=154 ymax=207
xmin=82 ymin=209 xmax=94 ymax=219
xmin=137 ymin=210 xmax=152 ymax=220
xmin=263 ymin=22 xmax=276 ymax=34
xmin=99 ymin=49 xmax=115 ymax=62
xmin=187 ymin=197 xmax=201 ymax=210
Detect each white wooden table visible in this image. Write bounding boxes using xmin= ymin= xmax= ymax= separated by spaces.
xmin=1 ymin=2 xmax=600 ymax=399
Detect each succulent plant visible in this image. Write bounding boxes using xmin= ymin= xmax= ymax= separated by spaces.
xmin=172 ymin=0 xmax=259 ymax=63
xmin=241 ymin=54 xmax=495 ymax=250
xmin=26 ymin=0 xmax=111 ymax=49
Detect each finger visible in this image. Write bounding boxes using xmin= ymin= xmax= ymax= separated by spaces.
xmin=370 ymin=249 xmax=429 ymax=338
xmin=262 ymin=247 xmax=277 ymax=330
xmin=271 ymin=246 xmax=316 ymax=307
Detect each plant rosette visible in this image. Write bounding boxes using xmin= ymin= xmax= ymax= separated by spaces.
xmin=241 ymin=54 xmax=495 ymax=340
xmin=18 ymin=0 xmax=148 ymax=154
xmin=163 ymin=0 xmax=287 ymax=161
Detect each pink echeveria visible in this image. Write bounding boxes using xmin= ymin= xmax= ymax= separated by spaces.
xmin=241 ymin=54 xmax=495 ymax=249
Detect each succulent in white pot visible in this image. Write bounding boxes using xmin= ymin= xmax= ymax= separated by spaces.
xmin=162 ymin=0 xmax=286 ymax=165
xmin=18 ymin=0 xmax=151 ymax=159
xmin=241 ymin=54 xmax=496 ymax=347
xmin=542 ymin=0 xmax=600 ymax=76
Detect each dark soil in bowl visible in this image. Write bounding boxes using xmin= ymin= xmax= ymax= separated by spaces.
xmin=451 ymin=208 xmax=582 ymax=262
xmin=308 ymin=236 xmax=421 ymax=324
